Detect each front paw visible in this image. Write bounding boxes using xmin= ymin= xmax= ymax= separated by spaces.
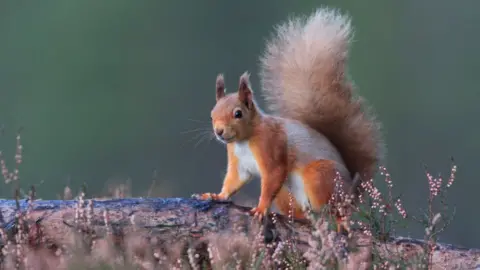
xmin=192 ymin=193 xmax=225 ymax=201
xmin=250 ymin=206 xmax=268 ymax=221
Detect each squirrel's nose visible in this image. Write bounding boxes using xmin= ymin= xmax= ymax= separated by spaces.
xmin=215 ymin=128 xmax=224 ymax=137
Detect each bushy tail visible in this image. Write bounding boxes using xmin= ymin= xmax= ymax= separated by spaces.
xmin=259 ymin=7 xmax=384 ymax=182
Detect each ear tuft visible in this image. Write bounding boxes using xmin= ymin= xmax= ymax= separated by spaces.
xmin=238 ymin=71 xmax=251 ymax=91
xmin=216 ymin=73 xmax=226 ymax=101
xmin=238 ymin=71 xmax=253 ymax=107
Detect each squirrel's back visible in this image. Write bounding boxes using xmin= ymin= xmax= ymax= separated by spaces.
xmin=259 ymin=8 xmax=384 ymax=182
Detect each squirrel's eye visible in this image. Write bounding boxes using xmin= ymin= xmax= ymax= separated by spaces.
xmin=234 ymin=109 xmax=243 ymax=119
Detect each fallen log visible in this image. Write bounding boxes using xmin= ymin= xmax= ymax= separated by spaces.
xmin=0 ymin=197 xmax=479 ymax=269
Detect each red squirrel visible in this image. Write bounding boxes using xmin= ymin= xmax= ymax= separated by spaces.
xmin=195 ymin=8 xmax=384 ymax=227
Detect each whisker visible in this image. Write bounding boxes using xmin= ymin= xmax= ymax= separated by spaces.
xmin=207 ymin=133 xmax=216 ymax=145
xmin=179 ymin=130 xmax=212 ymax=149
xmin=186 ymin=118 xmax=210 ymax=124
xmin=180 ymin=127 xmax=211 ymax=135
xmin=178 ymin=117 xmax=217 ymax=149
xmin=194 ymin=132 xmax=212 ymax=149
xmin=186 ymin=131 xmax=211 ymax=143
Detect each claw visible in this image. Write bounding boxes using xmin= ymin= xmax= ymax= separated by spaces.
xmin=193 ymin=193 xmax=226 ymax=201
xmin=250 ymin=207 xmax=267 ymax=222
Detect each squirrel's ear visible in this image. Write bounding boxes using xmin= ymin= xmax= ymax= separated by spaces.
xmin=215 ymin=73 xmax=226 ymax=101
xmin=238 ymin=71 xmax=253 ymax=108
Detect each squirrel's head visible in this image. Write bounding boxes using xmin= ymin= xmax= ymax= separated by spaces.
xmin=211 ymin=72 xmax=258 ymax=144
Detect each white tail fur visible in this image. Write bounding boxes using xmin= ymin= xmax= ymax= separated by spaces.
xmin=259 ymin=7 xmax=384 ymax=182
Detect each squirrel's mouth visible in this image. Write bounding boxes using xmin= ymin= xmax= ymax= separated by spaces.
xmin=216 ymin=135 xmax=235 ymax=144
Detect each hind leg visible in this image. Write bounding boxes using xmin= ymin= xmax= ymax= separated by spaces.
xmin=301 ymin=159 xmax=348 ymax=233
xmin=273 ymin=186 xmax=306 ymax=220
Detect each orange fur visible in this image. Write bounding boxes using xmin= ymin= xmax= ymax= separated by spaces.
xmin=196 ymin=8 xmax=383 ymax=227
xmin=247 ymin=123 xmax=288 ymax=219
xmin=274 ymin=186 xmax=305 ymax=219
xmin=301 ymin=160 xmax=336 ymax=210
xmin=273 ymin=160 xmax=345 ymax=232
xmin=301 ymin=160 xmax=345 ymax=232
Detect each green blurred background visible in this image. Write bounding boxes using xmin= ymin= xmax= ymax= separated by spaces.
xmin=0 ymin=0 xmax=478 ymax=247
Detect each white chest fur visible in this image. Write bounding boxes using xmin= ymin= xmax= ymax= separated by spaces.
xmin=233 ymin=141 xmax=260 ymax=181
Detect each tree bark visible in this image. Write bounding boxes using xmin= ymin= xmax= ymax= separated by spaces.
xmin=0 ymin=197 xmax=479 ymax=269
